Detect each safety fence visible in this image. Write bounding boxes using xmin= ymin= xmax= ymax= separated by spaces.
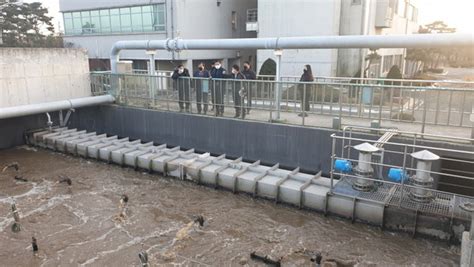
xmin=329 ymin=130 xmax=474 ymax=221
xmin=90 ymin=72 xmax=474 ymax=131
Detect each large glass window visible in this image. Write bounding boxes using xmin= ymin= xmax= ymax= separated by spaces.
xmin=63 ymin=4 xmax=166 ymax=35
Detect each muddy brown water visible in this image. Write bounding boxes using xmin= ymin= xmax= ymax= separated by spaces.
xmin=0 ymin=147 xmax=460 ymax=266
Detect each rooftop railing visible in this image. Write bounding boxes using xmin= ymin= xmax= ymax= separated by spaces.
xmin=90 ymin=72 xmax=474 ymax=139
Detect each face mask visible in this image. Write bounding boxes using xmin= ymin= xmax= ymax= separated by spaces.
xmin=232 ymin=69 xmax=237 ymax=74
xmin=178 ymin=68 xmax=184 ymax=74
xmin=215 ymin=64 xmax=221 ymax=69
xmin=199 ymin=66 xmax=204 ymax=71
xmin=244 ymin=65 xmax=249 ymax=70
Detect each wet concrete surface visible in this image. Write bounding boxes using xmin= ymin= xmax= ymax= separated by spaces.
xmin=0 ymin=146 xmax=461 ymax=266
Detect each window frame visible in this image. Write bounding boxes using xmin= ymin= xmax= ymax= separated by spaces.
xmin=62 ymin=4 xmax=166 ymax=36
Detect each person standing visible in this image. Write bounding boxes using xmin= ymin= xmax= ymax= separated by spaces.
xmin=171 ymin=65 xmax=191 ymax=112
xmin=193 ymin=63 xmax=211 ymax=114
xmin=241 ymin=62 xmax=256 ymax=115
xmin=210 ymin=61 xmax=227 ymax=116
xmin=298 ymin=64 xmax=314 ymax=117
xmin=230 ymin=65 xmax=246 ymax=119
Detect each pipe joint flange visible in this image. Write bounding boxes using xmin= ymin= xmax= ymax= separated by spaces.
xmin=353 ymin=166 xmax=373 ymax=177
xmin=408 ymin=191 xmax=433 ymax=203
xmin=173 ymin=38 xmax=182 ymax=53
xmin=410 ymin=176 xmax=434 ymax=188
xmin=164 ymin=38 xmax=173 ymax=52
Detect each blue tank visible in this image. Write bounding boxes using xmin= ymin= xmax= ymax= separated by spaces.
xmin=388 ymin=168 xmax=407 ymax=183
xmin=334 ymin=159 xmax=352 ymax=173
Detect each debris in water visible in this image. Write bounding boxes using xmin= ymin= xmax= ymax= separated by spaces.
xmin=250 ymin=251 xmax=281 ymax=267
xmin=114 ymin=194 xmax=129 ymax=222
xmin=11 ymin=203 xmax=21 ymax=233
xmin=14 ymin=175 xmax=28 ymax=182
xmin=2 ymin=162 xmax=20 ymax=172
xmin=59 ymin=176 xmax=72 ymax=186
xmin=138 ymin=244 xmax=149 ymax=267
xmin=32 ymin=237 xmax=39 ymax=255
xmin=121 ymin=194 xmax=129 ymax=204
xmin=193 ymin=215 xmax=205 ymax=227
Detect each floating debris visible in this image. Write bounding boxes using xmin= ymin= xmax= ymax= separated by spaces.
xmin=250 ymin=251 xmax=281 ymax=267
xmin=11 ymin=203 xmax=21 ymax=233
xmin=14 ymin=176 xmax=28 ymax=182
xmin=59 ymin=176 xmax=72 ymax=186
xmin=138 ymin=244 xmax=149 ymax=267
xmin=2 ymin=162 xmax=20 ymax=172
xmin=32 ymin=237 xmax=38 ymax=255
xmin=193 ymin=215 xmax=205 ymax=227
xmin=120 ymin=194 xmax=129 ymax=204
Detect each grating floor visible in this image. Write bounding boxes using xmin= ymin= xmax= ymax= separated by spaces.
xmin=333 ymin=177 xmax=474 ymax=220
xmin=333 ymin=177 xmax=397 ymax=204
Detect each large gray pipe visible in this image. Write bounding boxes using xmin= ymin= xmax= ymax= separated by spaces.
xmin=0 ymin=95 xmax=115 ymax=120
xmin=110 ymin=33 xmax=474 ymax=73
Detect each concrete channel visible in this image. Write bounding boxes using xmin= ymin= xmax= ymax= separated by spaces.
xmin=15 ymin=105 xmax=471 ymax=244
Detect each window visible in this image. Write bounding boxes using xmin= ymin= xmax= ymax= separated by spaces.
xmin=231 ymin=11 xmax=237 ymax=30
xmin=63 ymin=4 xmax=166 ymax=35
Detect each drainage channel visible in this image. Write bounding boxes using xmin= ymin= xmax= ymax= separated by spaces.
xmin=25 ymin=127 xmax=469 ymax=241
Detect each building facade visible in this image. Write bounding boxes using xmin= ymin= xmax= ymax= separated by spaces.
xmin=60 ymin=0 xmax=418 ymax=77
xmin=59 ymin=0 xmax=257 ymax=72
xmin=249 ymin=0 xmax=419 ymax=78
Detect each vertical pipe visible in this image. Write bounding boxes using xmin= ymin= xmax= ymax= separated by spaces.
xmin=274 ymin=51 xmax=282 ymax=121
xmin=421 ymin=89 xmax=427 ymax=135
xmin=399 ymin=145 xmax=408 ymax=207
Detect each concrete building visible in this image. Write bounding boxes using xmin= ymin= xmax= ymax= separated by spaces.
xmin=60 ymin=0 xmax=418 ymax=77
xmin=59 ymin=0 xmax=257 ymax=72
xmin=249 ymin=0 xmax=419 ymax=77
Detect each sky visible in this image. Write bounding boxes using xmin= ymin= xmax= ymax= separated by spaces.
xmin=24 ymin=0 xmax=474 ymax=34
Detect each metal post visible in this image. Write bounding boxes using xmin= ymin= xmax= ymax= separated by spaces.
xmin=146 ymin=50 xmax=156 ymax=107
xmin=399 ymin=145 xmax=408 ymax=207
xmin=330 ymin=135 xmax=336 ymax=193
xmin=273 ymin=49 xmax=283 ymax=121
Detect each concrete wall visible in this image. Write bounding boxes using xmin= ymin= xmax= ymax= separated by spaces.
xmin=0 ymin=48 xmax=91 ymax=108
xmin=1 ymin=105 xmax=472 ymax=183
xmin=68 ymin=105 xmax=334 ymax=173
xmin=256 ymin=0 xmax=341 ymax=77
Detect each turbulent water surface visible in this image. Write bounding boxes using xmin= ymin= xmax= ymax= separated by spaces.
xmin=0 ymin=147 xmax=460 ymax=266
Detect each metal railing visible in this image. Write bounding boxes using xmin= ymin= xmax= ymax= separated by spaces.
xmin=329 ymin=132 xmax=474 ymax=221
xmin=90 ymin=72 xmax=474 ymax=136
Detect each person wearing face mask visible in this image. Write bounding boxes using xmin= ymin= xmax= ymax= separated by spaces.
xmin=231 ymin=65 xmax=246 ymax=119
xmin=298 ymin=64 xmax=314 ymax=117
xmin=172 ymin=64 xmax=191 ymax=112
xmin=241 ymin=62 xmax=256 ymax=115
xmin=193 ymin=63 xmax=211 ymax=114
xmin=210 ymin=60 xmax=227 ymax=116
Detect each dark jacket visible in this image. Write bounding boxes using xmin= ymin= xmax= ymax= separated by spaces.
xmin=231 ymin=72 xmax=246 ymax=93
xmin=193 ymin=70 xmax=211 ymax=92
xmin=299 ymin=72 xmax=314 ymax=82
xmin=172 ymin=69 xmax=190 ymax=91
xmin=298 ymin=71 xmax=314 ymax=92
xmin=210 ymin=67 xmax=228 ymax=79
xmin=242 ymin=69 xmax=256 ymax=80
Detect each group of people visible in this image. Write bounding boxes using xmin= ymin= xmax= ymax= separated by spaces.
xmin=172 ymin=61 xmax=316 ymax=118
xmin=171 ymin=60 xmax=256 ymax=118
